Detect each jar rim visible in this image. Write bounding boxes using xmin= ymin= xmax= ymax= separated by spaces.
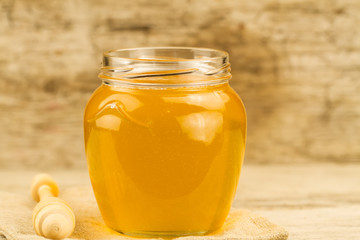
xmin=103 ymin=47 xmax=229 ymax=63
xmin=100 ymin=47 xmax=231 ymax=87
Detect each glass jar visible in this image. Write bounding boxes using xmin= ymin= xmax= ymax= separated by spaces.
xmin=84 ymin=47 xmax=246 ymax=237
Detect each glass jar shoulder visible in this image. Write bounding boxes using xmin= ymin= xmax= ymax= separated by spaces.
xmin=84 ymin=84 xmax=245 ymax=127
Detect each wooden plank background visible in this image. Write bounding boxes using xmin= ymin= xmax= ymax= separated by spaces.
xmin=0 ymin=0 xmax=359 ymax=169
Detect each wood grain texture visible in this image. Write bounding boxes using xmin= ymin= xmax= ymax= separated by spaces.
xmin=0 ymin=0 xmax=359 ymax=168
xmin=0 ymin=163 xmax=359 ymax=239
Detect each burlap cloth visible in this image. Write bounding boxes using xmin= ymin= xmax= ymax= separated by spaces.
xmin=0 ymin=187 xmax=288 ymax=240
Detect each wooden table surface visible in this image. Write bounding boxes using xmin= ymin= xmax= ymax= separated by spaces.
xmin=1 ymin=163 xmax=359 ymax=240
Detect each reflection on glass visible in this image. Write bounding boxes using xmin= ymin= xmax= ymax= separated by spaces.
xmin=177 ymin=111 xmax=223 ymax=145
xmin=96 ymin=114 xmax=122 ymax=131
xmin=163 ymin=92 xmax=229 ymax=110
xmin=99 ymin=94 xmax=143 ymax=112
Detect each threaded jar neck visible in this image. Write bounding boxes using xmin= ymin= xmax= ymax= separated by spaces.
xmin=99 ymin=47 xmax=231 ymax=87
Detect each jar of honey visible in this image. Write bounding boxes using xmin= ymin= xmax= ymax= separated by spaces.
xmin=84 ymin=47 xmax=246 ymax=237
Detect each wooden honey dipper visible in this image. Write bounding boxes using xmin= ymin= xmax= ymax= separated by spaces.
xmin=31 ymin=173 xmax=76 ymax=239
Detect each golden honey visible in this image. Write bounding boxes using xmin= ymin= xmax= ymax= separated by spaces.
xmin=84 ymin=47 xmax=246 ymax=237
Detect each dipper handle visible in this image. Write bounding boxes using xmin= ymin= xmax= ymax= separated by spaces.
xmin=30 ymin=173 xmax=76 ymax=239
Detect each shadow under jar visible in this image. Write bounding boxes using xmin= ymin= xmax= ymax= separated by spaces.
xmin=84 ymin=47 xmax=246 ymax=237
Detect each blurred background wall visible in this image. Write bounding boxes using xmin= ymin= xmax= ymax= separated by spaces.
xmin=0 ymin=0 xmax=359 ymax=169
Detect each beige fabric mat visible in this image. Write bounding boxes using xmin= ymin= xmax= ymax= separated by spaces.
xmin=0 ymin=187 xmax=288 ymax=240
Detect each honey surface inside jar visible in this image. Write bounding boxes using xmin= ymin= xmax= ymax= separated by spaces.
xmin=84 ymin=82 xmax=246 ymax=235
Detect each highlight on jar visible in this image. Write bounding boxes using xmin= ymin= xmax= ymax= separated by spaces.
xmin=84 ymin=47 xmax=247 ymax=237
